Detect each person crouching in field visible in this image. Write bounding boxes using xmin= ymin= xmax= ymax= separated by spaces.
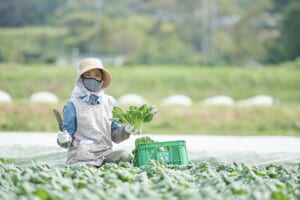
xmin=57 ymin=58 xmax=139 ymax=167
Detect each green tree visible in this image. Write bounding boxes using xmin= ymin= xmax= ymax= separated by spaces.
xmin=281 ymin=2 xmax=300 ymax=61
xmin=263 ymin=2 xmax=300 ymax=63
xmin=0 ymin=0 xmax=61 ymax=27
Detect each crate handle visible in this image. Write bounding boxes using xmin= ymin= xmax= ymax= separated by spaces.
xmin=157 ymin=146 xmax=169 ymax=151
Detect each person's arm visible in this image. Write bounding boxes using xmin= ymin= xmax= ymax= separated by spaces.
xmin=62 ymin=101 xmax=77 ymax=137
xmin=57 ymin=101 xmax=76 ymax=148
xmin=109 ymin=97 xmax=133 ymax=143
xmin=111 ymin=121 xmax=140 ymax=143
xmin=109 ymin=97 xmax=129 ymax=143
xmin=111 ymin=125 xmax=130 ymax=144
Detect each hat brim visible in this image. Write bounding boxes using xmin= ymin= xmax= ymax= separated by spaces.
xmin=76 ymin=65 xmax=112 ymax=89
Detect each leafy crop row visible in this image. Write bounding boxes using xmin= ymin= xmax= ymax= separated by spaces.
xmin=0 ymin=158 xmax=299 ymax=200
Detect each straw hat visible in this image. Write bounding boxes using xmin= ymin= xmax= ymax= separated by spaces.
xmin=77 ymin=58 xmax=112 ymax=89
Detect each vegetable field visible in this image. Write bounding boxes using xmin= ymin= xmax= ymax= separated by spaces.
xmin=0 ymin=159 xmax=299 ymax=200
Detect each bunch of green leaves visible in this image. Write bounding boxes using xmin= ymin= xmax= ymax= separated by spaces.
xmin=112 ymin=104 xmax=158 ymax=133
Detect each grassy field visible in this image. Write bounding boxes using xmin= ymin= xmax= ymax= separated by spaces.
xmin=0 ymin=63 xmax=299 ymax=135
xmin=1 ymin=63 xmax=300 ymax=103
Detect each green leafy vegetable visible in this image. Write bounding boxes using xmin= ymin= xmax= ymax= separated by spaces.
xmin=112 ymin=104 xmax=159 ymax=133
xmin=0 ymin=159 xmax=299 ymax=199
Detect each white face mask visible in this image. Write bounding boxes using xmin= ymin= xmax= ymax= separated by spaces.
xmin=82 ymin=78 xmax=103 ymax=92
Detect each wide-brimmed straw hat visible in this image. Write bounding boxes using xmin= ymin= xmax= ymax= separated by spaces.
xmin=77 ymin=58 xmax=112 ymax=89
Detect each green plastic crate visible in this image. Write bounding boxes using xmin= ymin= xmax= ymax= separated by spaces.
xmin=134 ymin=140 xmax=188 ymax=167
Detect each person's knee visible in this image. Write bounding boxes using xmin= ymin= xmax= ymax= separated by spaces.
xmin=103 ymin=150 xmax=133 ymax=164
xmin=120 ymin=151 xmax=133 ymax=163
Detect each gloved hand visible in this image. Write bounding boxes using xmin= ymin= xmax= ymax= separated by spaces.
xmin=125 ymin=125 xmax=141 ymax=135
xmin=57 ymin=130 xmax=72 ymax=148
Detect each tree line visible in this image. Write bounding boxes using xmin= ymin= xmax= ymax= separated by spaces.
xmin=0 ymin=0 xmax=299 ymax=65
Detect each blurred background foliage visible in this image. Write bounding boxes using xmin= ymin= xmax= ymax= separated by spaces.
xmin=0 ymin=0 xmax=300 ymax=135
xmin=0 ymin=0 xmax=299 ymax=66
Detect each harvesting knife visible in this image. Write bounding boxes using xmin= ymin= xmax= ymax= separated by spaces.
xmin=53 ymin=109 xmax=63 ymax=131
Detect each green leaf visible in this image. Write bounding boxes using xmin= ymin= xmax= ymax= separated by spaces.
xmin=143 ymin=113 xmax=154 ymax=122
xmin=139 ymin=104 xmax=148 ymax=116
xmin=0 ymin=158 xmax=6 ymax=164
xmin=112 ymin=107 xmax=124 ymax=117
xmin=34 ymin=188 xmax=51 ymax=200
xmin=271 ymin=191 xmax=289 ymax=200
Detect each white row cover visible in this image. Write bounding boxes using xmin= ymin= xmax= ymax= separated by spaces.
xmin=0 ymin=133 xmax=299 ymax=166
xmin=30 ymin=92 xmax=58 ymax=103
xmin=0 ymin=90 xmax=278 ymax=106
xmin=117 ymin=94 xmax=278 ymax=107
xmin=0 ymin=90 xmax=58 ymax=104
xmin=0 ymin=90 xmax=12 ymax=102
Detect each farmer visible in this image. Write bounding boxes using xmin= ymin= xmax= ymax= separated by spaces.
xmin=56 ymin=57 xmax=139 ymax=167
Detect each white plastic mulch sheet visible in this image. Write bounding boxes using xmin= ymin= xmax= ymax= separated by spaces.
xmin=0 ymin=132 xmax=299 ymax=166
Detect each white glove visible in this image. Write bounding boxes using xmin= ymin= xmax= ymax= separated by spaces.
xmin=57 ymin=130 xmax=72 ymax=144
xmin=125 ymin=125 xmax=141 ymax=135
